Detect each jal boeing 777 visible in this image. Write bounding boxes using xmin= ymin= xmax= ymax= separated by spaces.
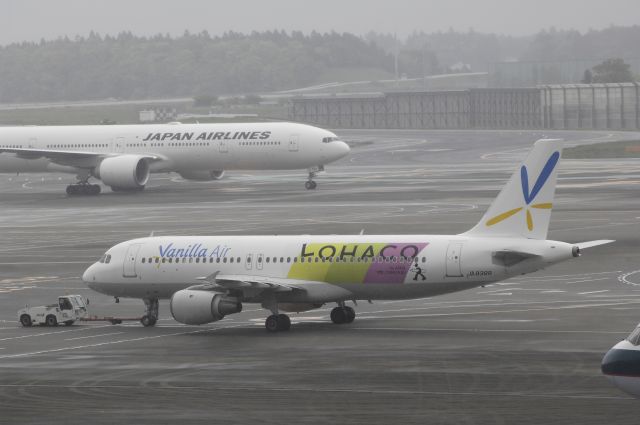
xmin=0 ymin=122 xmax=350 ymax=195
xmin=82 ymin=139 xmax=613 ymax=331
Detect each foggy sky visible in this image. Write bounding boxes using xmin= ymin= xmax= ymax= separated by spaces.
xmin=1 ymin=0 xmax=639 ymax=45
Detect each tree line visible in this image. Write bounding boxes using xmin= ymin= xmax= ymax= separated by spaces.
xmin=0 ymin=26 xmax=638 ymax=103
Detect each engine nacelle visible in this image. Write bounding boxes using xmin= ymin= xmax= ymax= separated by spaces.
xmin=278 ymin=303 xmax=323 ymax=313
xmin=96 ymin=155 xmax=150 ymax=189
xmin=170 ymin=289 xmax=242 ymax=325
xmin=178 ymin=170 xmax=225 ymax=181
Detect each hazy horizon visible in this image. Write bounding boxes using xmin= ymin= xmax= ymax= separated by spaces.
xmin=1 ymin=0 xmax=639 ymax=46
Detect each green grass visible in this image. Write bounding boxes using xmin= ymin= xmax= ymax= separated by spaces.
xmin=563 ymin=140 xmax=640 ymax=159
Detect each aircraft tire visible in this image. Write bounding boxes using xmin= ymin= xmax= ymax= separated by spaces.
xmin=277 ymin=314 xmax=291 ymax=331
xmin=330 ymin=307 xmax=347 ymax=324
xmin=20 ymin=314 xmax=32 ymax=327
xmin=305 ymin=181 xmax=317 ymax=190
xmin=344 ymin=306 xmax=356 ymax=323
xmin=64 ymin=320 xmax=75 ymax=326
xmin=265 ymin=315 xmax=279 ymax=332
xmin=141 ymin=315 xmax=156 ymax=327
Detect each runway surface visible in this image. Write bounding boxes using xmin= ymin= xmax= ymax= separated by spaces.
xmin=1 ymin=129 xmax=639 ymax=424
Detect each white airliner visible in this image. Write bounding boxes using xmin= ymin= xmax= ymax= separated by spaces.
xmin=602 ymin=323 xmax=640 ymax=397
xmin=0 ymin=122 xmax=350 ymax=194
xmin=82 ymin=139 xmax=613 ymax=331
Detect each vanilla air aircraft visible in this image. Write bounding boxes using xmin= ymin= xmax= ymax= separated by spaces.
xmin=83 ymin=139 xmax=613 ymax=331
xmin=0 ymin=122 xmax=350 ymax=195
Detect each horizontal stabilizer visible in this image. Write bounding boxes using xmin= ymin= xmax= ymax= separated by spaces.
xmin=575 ymin=240 xmax=615 ymax=250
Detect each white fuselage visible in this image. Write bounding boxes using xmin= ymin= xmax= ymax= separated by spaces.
xmin=0 ymin=122 xmax=350 ymax=175
xmin=83 ymin=234 xmax=576 ymax=303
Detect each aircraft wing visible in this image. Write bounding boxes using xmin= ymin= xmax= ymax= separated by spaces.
xmin=192 ymin=273 xmax=309 ymax=293
xmin=0 ymin=147 xmax=162 ymax=168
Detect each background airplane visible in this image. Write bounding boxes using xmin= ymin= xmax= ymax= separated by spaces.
xmin=602 ymin=323 xmax=640 ymax=397
xmin=82 ymin=139 xmax=613 ymax=331
xmin=0 ymin=122 xmax=350 ymax=195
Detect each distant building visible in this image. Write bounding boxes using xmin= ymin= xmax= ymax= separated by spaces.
xmin=139 ymin=107 xmax=177 ymax=123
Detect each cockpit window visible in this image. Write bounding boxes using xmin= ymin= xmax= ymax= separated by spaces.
xmin=627 ymin=326 xmax=640 ymax=345
xmin=105 ymin=254 xmax=112 ymax=264
xmin=99 ymin=255 xmax=106 ymax=263
xmin=322 ymin=136 xmax=340 ymax=143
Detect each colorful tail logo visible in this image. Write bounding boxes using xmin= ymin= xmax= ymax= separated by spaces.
xmin=486 ymin=151 xmax=560 ymax=231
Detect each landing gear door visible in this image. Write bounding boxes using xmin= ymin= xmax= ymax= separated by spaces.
xmin=445 ymin=242 xmax=463 ymax=277
xmin=123 ymin=243 xmax=143 ymax=278
xmin=288 ymin=135 xmax=299 ymax=152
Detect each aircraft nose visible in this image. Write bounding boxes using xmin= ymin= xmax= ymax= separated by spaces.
xmin=331 ymin=141 xmax=350 ymax=160
xmin=602 ymin=342 xmax=640 ymax=397
xmin=82 ymin=264 xmax=96 ymax=284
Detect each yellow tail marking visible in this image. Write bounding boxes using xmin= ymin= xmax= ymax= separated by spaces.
xmin=531 ymin=203 xmax=553 ymax=209
xmin=486 ymin=207 xmax=523 ymax=227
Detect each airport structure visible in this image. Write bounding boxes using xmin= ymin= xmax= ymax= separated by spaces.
xmin=289 ymin=83 xmax=640 ymax=131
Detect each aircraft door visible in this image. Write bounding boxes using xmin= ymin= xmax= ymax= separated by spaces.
xmin=219 ymin=140 xmax=228 ymax=153
xmin=28 ymin=138 xmax=37 ymax=148
xmin=445 ymin=242 xmax=463 ymax=277
xmin=115 ymin=136 xmax=125 ymax=153
xmin=123 ymin=243 xmax=143 ymax=278
xmin=257 ymin=253 xmax=264 ymax=270
xmin=245 ymin=254 xmax=253 ymax=270
xmin=288 ymin=134 xmax=299 ymax=152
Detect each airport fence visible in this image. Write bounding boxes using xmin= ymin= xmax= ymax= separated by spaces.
xmin=288 ymin=83 xmax=640 ymax=131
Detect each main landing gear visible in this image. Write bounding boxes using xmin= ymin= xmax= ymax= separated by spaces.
xmin=141 ymin=298 xmax=159 ymax=327
xmin=66 ymin=183 xmax=101 ymax=196
xmin=66 ymin=171 xmax=101 ymax=196
xmin=330 ymin=304 xmax=356 ymax=325
xmin=265 ymin=314 xmax=291 ymax=332
xmin=263 ymin=300 xmax=291 ymax=332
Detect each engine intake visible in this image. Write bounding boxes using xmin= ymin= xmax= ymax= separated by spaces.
xmin=96 ymin=155 xmax=150 ymax=189
xmin=170 ymin=289 xmax=242 ymax=325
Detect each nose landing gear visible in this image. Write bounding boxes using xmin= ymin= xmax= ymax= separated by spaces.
xmin=304 ymin=165 xmax=324 ymax=190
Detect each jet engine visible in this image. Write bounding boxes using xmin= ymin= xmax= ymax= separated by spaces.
xmin=178 ymin=170 xmax=225 ymax=181
xmin=170 ymin=289 xmax=242 ymax=325
xmin=95 ymin=155 xmax=150 ymax=189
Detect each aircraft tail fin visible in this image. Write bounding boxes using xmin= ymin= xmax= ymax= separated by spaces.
xmin=464 ymin=139 xmax=564 ymax=240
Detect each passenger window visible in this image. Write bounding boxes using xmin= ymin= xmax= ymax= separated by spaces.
xmin=162 ymin=258 xmax=166 ymax=263
xmin=196 ymin=258 xmax=200 ymax=263
xmin=266 ymin=257 xmax=270 ymax=263
xmin=142 ymin=258 xmax=145 ymax=263
xmin=237 ymin=257 xmax=241 ymax=263
xmin=230 ymin=257 xmax=234 ymax=263
xmin=223 ymin=258 xmax=227 ymax=263
xmin=293 ymin=257 xmax=297 ymax=263
xmin=155 ymin=258 xmax=159 ymax=264
xmin=422 ymin=257 xmax=426 ymax=263
xmin=216 ymin=258 xmax=220 ymax=263
xmin=209 ymin=258 xmax=213 ymax=263
xmin=189 ymin=258 xmax=193 ymax=263
xmin=280 ymin=257 xmax=284 ymax=263
xmin=287 ymin=257 xmax=291 ymax=263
